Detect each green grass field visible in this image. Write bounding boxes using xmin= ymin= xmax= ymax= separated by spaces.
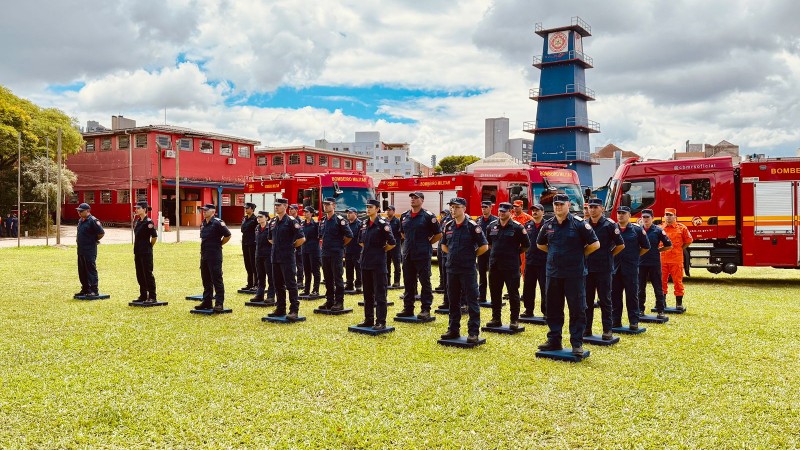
xmin=1 ymin=243 xmax=799 ymax=449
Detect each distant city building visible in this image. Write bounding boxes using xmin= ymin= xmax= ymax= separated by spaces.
xmin=316 ymin=131 xmax=426 ymax=176
xmin=673 ymin=140 xmax=740 ymax=164
xmin=485 ymin=117 xmax=510 ymax=157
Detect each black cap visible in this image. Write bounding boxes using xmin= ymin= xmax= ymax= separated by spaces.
xmin=553 ymin=194 xmax=570 ymax=204
xmin=304 ymin=206 xmax=315 ymax=214
xmin=387 ymin=205 xmax=396 ymax=211
xmin=409 ymin=191 xmax=424 ymax=199
xmin=617 ymin=205 xmax=632 ymax=213
xmin=346 ymin=207 xmax=357 ymax=213
xmin=135 ymin=201 xmax=149 ymax=209
xmin=481 ymin=200 xmax=492 ymax=207
xmin=201 ymin=203 xmax=216 ymax=210
xmin=257 ymin=210 xmax=269 ymax=217
xmin=498 ymin=202 xmax=512 ymax=212
xmin=588 ymin=198 xmax=603 ymax=206
xmin=244 ymin=202 xmax=256 ymax=210
xmin=275 ymin=198 xmax=288 ymax=205
xmin=532 ymin=203 xmax=544 ymax=211
xmin=641 ymin=208 xmax=654 ymax=217
xmin=323 ymin=197 xmax=337 ymax=204
xmin=76 ymin=203 xmax=91 ymax=211
xmin=366 ymin=199 xmax=381 ymax=208
xmin=288 ymin=204 xmax=299 ymax=210
xmin=448 ymin=197 xmax=466 ymax=206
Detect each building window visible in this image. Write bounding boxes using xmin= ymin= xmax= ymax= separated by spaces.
xmin=680 ymin=179 xmax=712 ymax=201
xmin=136 ymin=189 xmax=147 ymax=202
xmin=135 ymin=134 xmax=147 ymax=148
xmin=288 ymin=154 xmax=300 ymax=165
xmin=332 ymin=158 xmax=340 ymax=168
xmin=395 ymin=156 xmax=402 ymax=163
xmin=333 ymin=147 xmax=338 ymax=151
xmin=343 ymin=147 xmax=349 ymax=151
xmin=118 ymin=135 xmax=130 ymax=150
xmin=306 ymin=155 xmax=314 ymax=165
xmin=383 ymin=169 xmax=391 ymax=173
xmin=272 ymin=155 xmax=284 ymax=166
xmin=100 ymin=137 xmax=112 ymax=151
xmin=200 ymin=140 xmax=213 ymax=154
xmin=383 ymin=156 xmax=389 ymax=164
xmin=156 ymin=135 xmax=171 ymax=149
xmin=319 ymin=155 xmax=328 ymax=167
xmin=220 ymin=143 xmax=232 ymax=156
xmin=257 ymin=155 xmax=267 ymax=166
xmin=84 ymin=191 xmax=95 ymax=204
xmin=100 ymin=190 xmax=112 ymax=204
xmin=238 ymin=145 xmax=250 ymax=158
xmin=356 ymin=161 xmax=363 ymax=171
xmin=118 ymin=190 xmax=130 ymax=204
xmin=85 ymin=139 xmax=95 ymax=152
xmin=344 ymin=159 xmax=352 ymax=169
xmin=68 ymin=192 xmax=79 ymax=203
xmin=178 ymin=138 xmax=192 ymax=151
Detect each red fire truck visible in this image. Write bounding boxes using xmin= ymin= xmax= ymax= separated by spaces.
xmin=376 ymin=164 xmax=586 ymax=217
xmin=603 ymin=155 xmax=800 ymax=274
xmin=244 ymin=173 xmax=375 ymax=215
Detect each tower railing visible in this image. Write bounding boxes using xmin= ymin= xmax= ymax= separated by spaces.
xmin=533 ymin=51 xmax=593 ymax=67
xmin=571 ymin=16 xmax=591 ymax=34
xmin=523 ymin=118 xmax=601 ymax=133
xmin=529 ymin=84 xmax=595 ymax=99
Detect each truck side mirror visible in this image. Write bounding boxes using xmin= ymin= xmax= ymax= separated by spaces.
xmin=382 ymin=200 xmax=389 ymax=211
xmin=621 ymin=182 xmax=631 ymax=193
xmin=381 ymin=192 xmax=388 ymax=199
xmin=621 ymin=193 xmax=632 ymax=208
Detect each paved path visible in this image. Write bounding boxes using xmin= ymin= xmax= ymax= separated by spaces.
xmin=0 ymin=225 xmax=244 ymax=248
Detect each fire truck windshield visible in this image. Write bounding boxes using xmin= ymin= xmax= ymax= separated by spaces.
xmin=532 ymin=183 xmax=584 ymax=214
xmin=604 ymin=179 xmax=620 ymax=213
xmin=322 ymin=187 xmax=375 ymax=214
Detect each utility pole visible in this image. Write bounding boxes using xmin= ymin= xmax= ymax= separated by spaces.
xmin=156 ymin=142 xmax=163 ymax=242
xmin=127 ymin=130 xmax=133 ymax=244
xmin=17 ymin=133 xmax=21 ymax=248
xmin=175 ymin=138 xmax=181 ymax=243
xmin=56 ymin=129 xmax=62 ymax=245
xmin=45 ymin=136 xmax=49 ymax=246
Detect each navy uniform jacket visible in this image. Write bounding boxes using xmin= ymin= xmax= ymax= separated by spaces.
xmin=133 ymin=216 xmax=158 ymax=255
xmin=613 ymin=223 xmax=651 ymax=274
xmin=319 ymin=213 xmax=353 ymax=257
xmin=240 ymin=214 xmax=257 ymax=246
xmin=585 ymin=216 xmax=625 ymax=273
xmin=441 ymin=218 xmax=487 ymax=274
xmin=359 ymin=217 xmax=396 ymax=272
xmin=269 ymin=214 xmax=304 ymax=264
xmin=76 ymin=214 xmax=105 ymax=256
xmin=537 ymin=214 xmax=599 ymax=278
xmin=345 ymin=219 xmax=363 ymax=255
xmin=476 ymin=214 xmax=498 ymax=237
xmin=437 ymin=215 xmax=452 ymax=258
xmin=524 ymin=220 xmax=548 ymax=266
xmin=302 ymin=219 xmax=321 ymax=256
xmin=640 ymin=224 xmax=671 ymax=267
xmin=400 ymin=209 xmax=440 ymax=261
xmin=200 ymin=217 xmax=231 ymax=260
xmin=487 ymin=219 xmax=530 ymax=272
xmin=255 ymin=222 xmax=272 ymax=258
xmin=387 ymin=216 xmax=402 ymax=242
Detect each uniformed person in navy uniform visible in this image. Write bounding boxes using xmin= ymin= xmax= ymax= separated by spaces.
xmin=396 ymin=191 xmax=442 ymax=320
xmin=638 ymin=208 xmax=672 ymax=319
xmin=521 ymin=203 xmax=548 ymax=318
xmin=435 ymin=208 xmax=453 ymax=310
xmin=344 ymin=208 xmax=363 ymax=293
xmin=357 ymin=199 xmax=397 ymax=329
xmin=486 ymin=202 xmax=530 ymax=328
xmin=288 ymin=204 xmax=305 ymax=290
xmin=584 ymin=198 xmax=625 ymax=339
xmin=439 ymin=198 xmax=488 ymax=342
xmin=267 ymin=198 xmax=306 ymax=320
xmin=476 ymin=200 xmax=497 ymax=303
xmin=301 ymin=206 xmax=322 ymax=296
xmin=75 ymin=203 xmax=105 ymax=296
xmin=240 ymin=202 xmax=258 ymax=291
xmin=131 ymin=201 xmax=158 ymax=303
xmin=196 ymin=203 xmax=232 ymax=311
xmin=318 ymin=197 xmax=353 ymax=311
xmin=385 ymin=205 xmax=402 ymax=287
xmin=536 ymin=194 xmax=600 ymax=356
xmin=251 ymin=211 xmax=274 ymax=303
xmin=611 ymin=205 xmax=651 ymax=330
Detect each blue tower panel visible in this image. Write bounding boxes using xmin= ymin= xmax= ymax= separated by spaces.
xmin=535 ymin=97 xmax=577 ymax=129
xmin=539 ymin=65 xmax=586 ymax=96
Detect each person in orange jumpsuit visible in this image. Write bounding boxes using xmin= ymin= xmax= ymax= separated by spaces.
xmin=511 ymin=200 xmax=534 ymax=274
xmin=660 ymin=208 xmax=693 ymax=311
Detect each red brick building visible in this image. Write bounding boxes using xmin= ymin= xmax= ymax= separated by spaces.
xmin=64 ymin=122 xmax=260 ymax=225
xmin=253 ymin=146 xmax=369 ymax=177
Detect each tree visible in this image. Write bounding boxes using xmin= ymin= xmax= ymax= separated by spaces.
xmin=0 ymin=85 xmax=83 ymax=215
xmin=436 ymin=155 xmax=481 ymax=174
xmin=21 ymin=156 xmax=77 ymax=232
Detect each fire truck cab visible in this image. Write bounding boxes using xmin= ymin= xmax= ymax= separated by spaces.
xmin=605 ymin=156 xmax=800 ymax=273
xmin=244 ymin=173 xmax=375 ymax=216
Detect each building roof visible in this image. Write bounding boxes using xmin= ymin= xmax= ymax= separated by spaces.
xmin=255 ymin=145 xmax=370 ymax=161
xmin=591 ymin=143 xmax=640 ymax=159
xmin=465 ymin=152 xmax=526 ymax=172
xmin=82 ymin=124 xmax=261 ymax=145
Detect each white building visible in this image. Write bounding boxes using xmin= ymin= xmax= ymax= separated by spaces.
xmin=485 ymin=118 xmax=533 ymax=162
xmin=316 ymin=131 xmax=419 ymax=176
